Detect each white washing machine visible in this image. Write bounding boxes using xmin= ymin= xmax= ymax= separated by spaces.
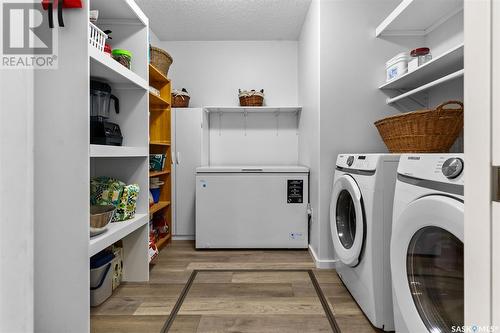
xmin=391 ymin=154 xmax=464 ymax=333
xmin=330 ymin=154 xmax=400 ymax=331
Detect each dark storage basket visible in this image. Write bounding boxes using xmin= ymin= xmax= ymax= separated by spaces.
xmin=239 ymin=89 xmax=264 ymax=106
xmin=150 ymin=46 xmax=173 ymax=76
xmin=374 ymin=101 xmax=464 ymax=153
xmin=172 ymin=94 xmax=190 ymax=108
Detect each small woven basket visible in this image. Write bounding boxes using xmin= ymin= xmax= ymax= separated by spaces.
xmin=239 ymin=89 xmax=264 ymax=106
xmin=374 ymin=100 xmax=464 ymax=153
xmin=150 ymin=46 xmax=173 ymax=76
xmin=172 ymin=95 xmax=190 ymax=107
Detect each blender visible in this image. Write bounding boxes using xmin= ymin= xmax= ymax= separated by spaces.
xmin=90 ymin=79 xmax=123 ymax=146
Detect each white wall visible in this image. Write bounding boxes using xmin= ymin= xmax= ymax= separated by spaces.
xmin=0 ymin=70 xmax=34 ymax=333
xmin=157 ymin=41 xmax=299 ymax=107
xmin=317 ymin=0 xmax=404 ymax=262
xmin=298 ymin=0 xmax=322 ymax=261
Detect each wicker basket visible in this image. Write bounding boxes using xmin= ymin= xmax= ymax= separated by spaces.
xmin=374 ymin=100 xmax=464 ymax=153
xmin=172 ymin=89 xmax=190 ymax=108
xmin=150 ymin=46 xmax=173 ymax=76
xmin=239 ymin=89 xmax=264 ymax=106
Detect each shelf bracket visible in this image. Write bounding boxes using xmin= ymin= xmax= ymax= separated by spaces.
xmin=275 ymin=111 xmax=280 ymax=136
xmin=218 ymin=112 xmax=222 ymax=136
xmin=243 ymin=109 xmax=248 ymax=136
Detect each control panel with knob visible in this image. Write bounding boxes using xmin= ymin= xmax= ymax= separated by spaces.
xmin=347 ymin=156 xmax=354 ymax=167
xmin=441 ymin=158 xmax=464 ymax=179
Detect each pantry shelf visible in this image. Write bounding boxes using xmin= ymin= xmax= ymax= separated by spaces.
xmin=90 ymin=0 xmax=148 ymax=26
xmin=89 ymin=47 xmax=148 ymax=90
xmin=89 ymin=213 xmax=148 ymax=257
xmin=149 ymin=92 xmax=170 ymax=108
xmin=149 ymin=64 xmax=170 ymax=87
xmin=204 ymin=106 xmax=302 ymax=113
xmin=90 ymin=144 xmax=149 ymax=157
xmin=150 ymin=141 xmax=171 ymax=146
xmin=375 ymin=0 xmax=463 ymax=37
xmin=386 ymin=69 xmax=464 ymax=105
xmin=149 ymin=170 xmax=171 ymax=177
xmin=150 ymin=201 xmax=171 ymax=215
xmin=156 ymin=234 xmax=172 ymax=250
xmin=380 ymin=44 xmax=463 ymax=90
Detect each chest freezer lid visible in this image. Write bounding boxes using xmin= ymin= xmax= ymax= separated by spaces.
xmin=196 ymin=165 xmax=310 ymax=173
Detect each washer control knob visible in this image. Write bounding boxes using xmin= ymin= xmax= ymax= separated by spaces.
xmin=442 ymin=158 xmax=464 ymax=179
xmin=347 ymin=156 xmax=354 ymax=167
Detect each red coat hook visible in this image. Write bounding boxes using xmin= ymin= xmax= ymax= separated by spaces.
xmin=42 ymin=0 xmax=83 ymax=28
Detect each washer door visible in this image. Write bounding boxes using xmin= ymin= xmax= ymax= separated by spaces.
xmin=330 ymin=175 xmax=364 ymax=267
xmin=391 ymin=195 xmax=464 ymax=333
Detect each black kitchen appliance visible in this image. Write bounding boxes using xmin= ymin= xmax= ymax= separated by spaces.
xmin=90 ymin=79 xmax=123 ymax=146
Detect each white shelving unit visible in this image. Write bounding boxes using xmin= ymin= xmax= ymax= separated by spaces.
xmin=88 ymin=0 xmax=149 ymax=286
xmin=376 ymin=0 xmax=463 ymax=37
xmin=204 ymin=106 xmax=302 ymax=113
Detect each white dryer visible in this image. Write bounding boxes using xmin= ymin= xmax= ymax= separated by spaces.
xmin=330 ymin=154 xmax=400 ymax=331
xmin=391 ymin=154 xmax=464 ymax=333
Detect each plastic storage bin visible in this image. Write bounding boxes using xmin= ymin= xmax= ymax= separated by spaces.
xmin=90 ymin=250 xmax=114 ymax=307
xmin=385 ymin=52 xmax=410 ymax=82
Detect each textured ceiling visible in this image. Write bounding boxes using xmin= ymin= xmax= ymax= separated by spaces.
xmin=136 ymin=0 xmax=312 ymax=41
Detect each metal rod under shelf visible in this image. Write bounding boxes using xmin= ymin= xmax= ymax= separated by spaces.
xmin=386 ymin=69 xmax=464 ymax=105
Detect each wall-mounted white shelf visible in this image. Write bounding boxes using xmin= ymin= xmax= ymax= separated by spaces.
xmin=204 ymin=106 xmax=302 ymax=113
xmin=89 ymin=47 xmax=148 ymax=90
xmin=376 ymin=0 xmax=463 ymax=37
xmin=89 ymin=213 xmax=148 ymax=257
xmin=380 ymin=44 xmax=463 ymax=90
xmin=90 ymin=0 xmax=148 ymax=26
xmin=90 ymin=144 xmax=148 ymax=157
xmin=386 ymin=69 xmax=464 ymax=104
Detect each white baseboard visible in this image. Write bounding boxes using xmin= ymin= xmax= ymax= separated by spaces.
xmin=309 ymin=245 xmax=338 ymax=269
xmin=172 ymin=235 xmax=195 ymax=241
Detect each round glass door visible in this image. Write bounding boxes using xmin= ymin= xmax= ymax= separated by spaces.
xmin=336 ymin=190 xmax=357 ymax=249
xmin=330 ymin=175 xmax=364 ymax=266
xmin=407 ymin=226 xmax=464 ymax=332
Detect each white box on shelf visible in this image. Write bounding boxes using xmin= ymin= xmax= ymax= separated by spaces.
xmin=408 ymin=57 xmax=419 ymax=73
xmin=386 ymin=52 xmax=409 ymax=82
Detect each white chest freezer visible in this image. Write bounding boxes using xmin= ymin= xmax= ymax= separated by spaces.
xmin=195 ymin=166 xmax=309 ymax=249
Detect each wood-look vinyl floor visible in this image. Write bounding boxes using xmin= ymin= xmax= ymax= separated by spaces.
xmin=90 ymin=241 xmax=381 ymax=333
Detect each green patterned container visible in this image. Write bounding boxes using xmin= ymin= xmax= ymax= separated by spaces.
xmin=90 ymin=177 xmax=140 ymax=221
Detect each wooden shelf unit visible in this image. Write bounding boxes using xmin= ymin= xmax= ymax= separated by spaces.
xmin=149 ymin=64 xmax=172 ymax=249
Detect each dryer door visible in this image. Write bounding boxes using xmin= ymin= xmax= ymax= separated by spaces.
xmin=391 ymin=195 xmax=464 ymax=333
xmin=330 ymin=174 xmax=365 ymax=267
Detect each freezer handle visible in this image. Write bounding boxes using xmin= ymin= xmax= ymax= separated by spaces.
xmin=177 ymin=152 xmax=181 ymax=165
xmin=241 ymin=168 xmax=263 ymax=172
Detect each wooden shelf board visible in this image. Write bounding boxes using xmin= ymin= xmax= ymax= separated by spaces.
xmin=89 ymin=213 xmax=148 ymax=257
xmin=149 ymin=201 xmax=171 ymax=215
xmin=90 ymin=144 xmax=148 ymax=157
xmin=375 ymin=0 xmax=463 ymax=37
xmin=380 ymin=44 xmax=464 ymax=90
xmin=149 ymin=92 xmax=170 ymax=108
xmin=150 ymin=141 xmax=171 ymax=146
xmin=89 ymin=47 xmax=148 ymax=90
xmin=149 ymin=170 xmax=171 ymax=177
xmin=149 ymin=64 xmax=170 ymax=87
xmin=156 ymin=234 xmax=171 ymax=250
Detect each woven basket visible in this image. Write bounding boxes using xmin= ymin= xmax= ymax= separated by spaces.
xmin=172 ymin=94 xmax=190 ymax=108
xmin=150 ymin=46 xmax=173 ymax=76
xmin=240 ymin=95 xmax=264 ymax=106
xmin=374 ymin=100 xmax=464 ymax=153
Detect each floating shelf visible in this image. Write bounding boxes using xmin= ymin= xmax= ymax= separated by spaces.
xmin=376 ymin=0 xmax=463 ymax=37
xmin=380 ymin=44 xmax=463 ymax=90
xmin=204 ymin=106 xmax=302 ymax=113
xmin=90 ymin=144 xmax=149 ymax=157
xmin=149 ymin=170 xmax=171 ymax=177
xmin=89 ymin=213 xmax=148 ymax=257
xmin=90 ymin=0 xmax=148 ymax=26
xmin=150 ymin=201 xmax=171 ymax=215
xmin=386 ymin=69 xmax=464 ymax=104
xmin=149 ymin=64 xmax=170 ymax=87
xmin=149 ymin=141 xmax=171 ymax=146
xmin=149 ymin=92 xmax=169 ymax=108
xmin=89 ymin=47 xmax=148 ymax=90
